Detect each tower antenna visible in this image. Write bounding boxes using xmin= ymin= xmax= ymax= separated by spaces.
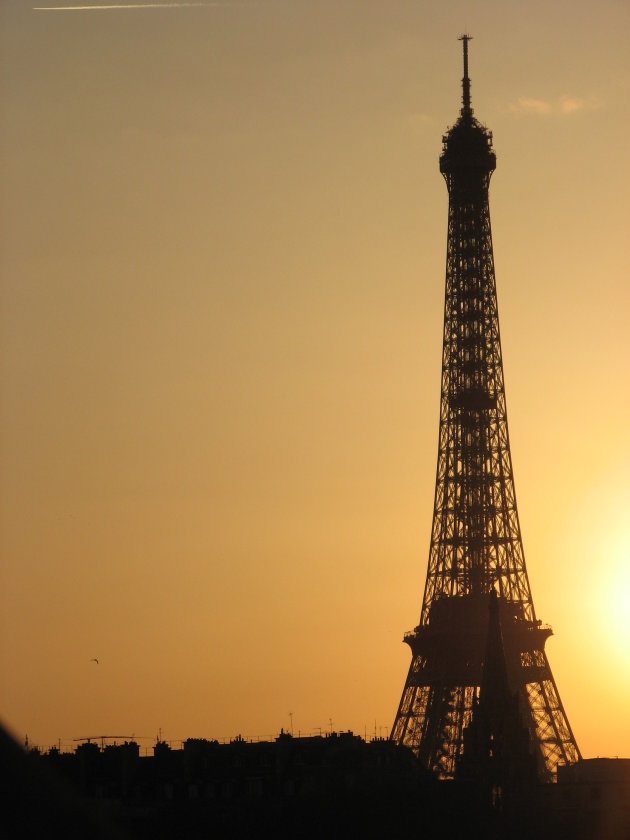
xmin=458 ymin=33 xmax=473 ymax=114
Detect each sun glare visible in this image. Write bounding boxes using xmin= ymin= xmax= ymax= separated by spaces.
xmin=595 ymin=523 xmax=630 ymax=666
xmin=608 ymin=548 xmax=630 ymax=642
xmin=567 ymin=466 xmax=630 ymax=679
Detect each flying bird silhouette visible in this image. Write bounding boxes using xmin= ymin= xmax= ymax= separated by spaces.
xmin=90 ymin=658 xmax=99 ymax=664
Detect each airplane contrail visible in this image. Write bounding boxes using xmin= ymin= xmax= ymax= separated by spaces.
xmin=34 ymin=3 xmax=231 ymax=10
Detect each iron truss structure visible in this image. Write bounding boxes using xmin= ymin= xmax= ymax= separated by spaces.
xmin=391 ymin=36 xmax=580 ymax=781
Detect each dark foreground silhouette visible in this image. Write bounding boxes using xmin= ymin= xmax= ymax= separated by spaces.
xmin=3 ymin=721 xmax=629 ymax=839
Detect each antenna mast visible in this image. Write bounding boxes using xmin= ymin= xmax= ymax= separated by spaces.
xmin=459 ymin=33 xmax=473 ymax=114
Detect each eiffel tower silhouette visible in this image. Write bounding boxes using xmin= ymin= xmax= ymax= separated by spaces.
xmin=390 ymin=36 xmax=580 ymax=781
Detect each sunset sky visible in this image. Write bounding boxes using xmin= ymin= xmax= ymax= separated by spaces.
xmin=1 ymin=0 xmax=629 ymax=758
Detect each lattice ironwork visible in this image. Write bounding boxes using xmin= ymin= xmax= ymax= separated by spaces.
xmin=391 ymin=36 xmax=580 ymax=781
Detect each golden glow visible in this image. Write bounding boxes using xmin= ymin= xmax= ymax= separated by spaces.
xmin=576 ymin=476 xmax=630 ymax=668
xmin=1 ymin=0 xmax=629 ymax=758
xmin=607 ymin=561 xmax=630 ymax=656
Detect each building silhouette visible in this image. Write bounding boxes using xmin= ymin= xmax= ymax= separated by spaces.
xmin=391 ymin=36 xmax=580 ymax=781
xmin=10 ymin=729 xmax=444 ymax=840
xmin=7 ymin=721 xmax=630 ymax=840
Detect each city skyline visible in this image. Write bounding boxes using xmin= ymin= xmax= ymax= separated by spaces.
xmin=1 ymin=0 xmax=629 ymax=758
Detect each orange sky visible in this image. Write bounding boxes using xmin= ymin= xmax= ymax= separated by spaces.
xmin=1 ymin=0 xmax=629 ymax=758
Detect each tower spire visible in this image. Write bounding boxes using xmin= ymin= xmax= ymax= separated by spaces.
xmin=459 ymin=33 xmax=472 ymax=114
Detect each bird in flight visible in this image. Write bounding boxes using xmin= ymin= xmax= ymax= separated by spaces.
xmin=90 ymin=658 xmax=99 ymax=665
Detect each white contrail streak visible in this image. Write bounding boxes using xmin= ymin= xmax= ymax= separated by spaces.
xmin=34 ymin=3 xmax=228 ymax=10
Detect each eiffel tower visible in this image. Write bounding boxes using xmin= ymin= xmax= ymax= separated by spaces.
xmin=390 ymin=36 xmax=580 ymax=782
